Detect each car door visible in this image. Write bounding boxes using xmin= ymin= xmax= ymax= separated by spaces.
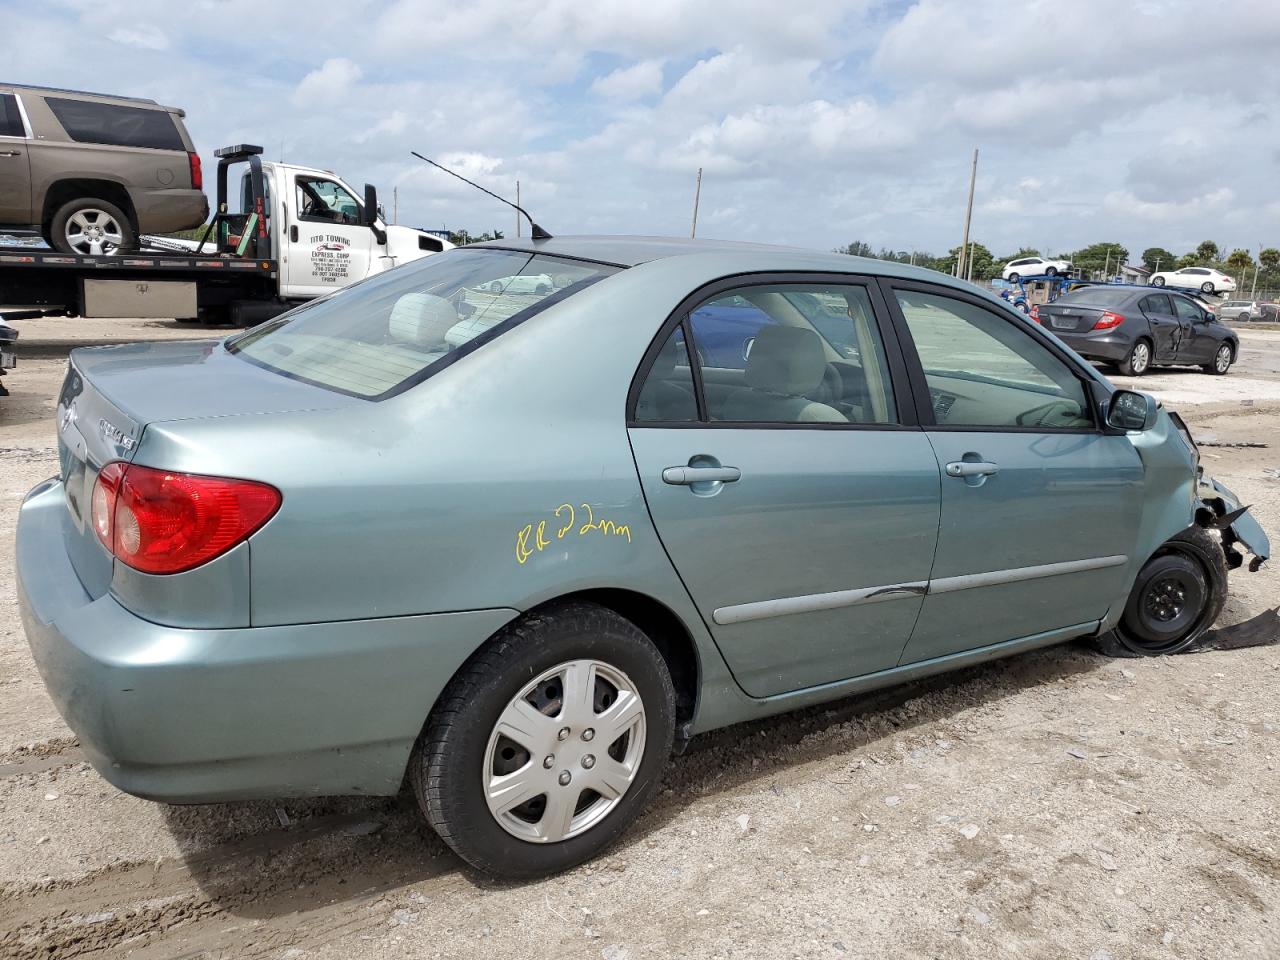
xmin=1138 ymin=293 xmax=1181 ymax=361
xmin=627 ymin=276 xmax=941 ymax=698
xmin=284 ymin=173 xmax=376 ymax=297
xmin=1170 ymin=294 xmax=1217 ymax=363
xmin=882 ymin=281 xmax=1146 ymax=666
xmin=0 ymin=93 xmax=32 ymax=224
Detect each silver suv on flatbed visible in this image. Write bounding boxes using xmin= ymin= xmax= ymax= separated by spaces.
xmin=0 ymin=83 xmax=207 ymax=255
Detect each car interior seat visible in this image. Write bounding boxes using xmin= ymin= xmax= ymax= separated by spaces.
xmin=719 ymin=326 xmax=846 ymax=422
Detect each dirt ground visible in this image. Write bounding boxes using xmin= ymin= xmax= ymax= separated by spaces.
xmin=1 ymin=317 xmax=1278 ymax=960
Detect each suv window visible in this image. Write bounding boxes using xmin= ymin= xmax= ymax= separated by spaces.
xmin=1172 ymin=297 xmax=1203 ymax=322
xmin=894 ymin=289 xmax=1091 ymax=429
xmin=229 ymin=249 xmax=619 ymax=399
xmin=296 ymin=176 xmax=361 ymax=225
xmin=44 ymin=97 xmax=184 ymax=150
xmin=0 ymin=94 xmax=24 ymax=137
xmin=685 ymin=283 xmax=897 ymax=425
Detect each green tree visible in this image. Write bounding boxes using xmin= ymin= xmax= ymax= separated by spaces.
xmin=999 ymin=246 xmax=1041 ymax=261
xmin=1225 ymin=249 xmax=1254 ymax=273
xmin=1073 ymin=242 xmax=1129 ymax=279
xmin=1176 ymin=253 xmax=1199 ymax=268
xmin=1141 ymin=247 xmax=1176 ymax=273
xmin=835 ymin=241 xmax=875 ymax=257
xmin=1259 ymin=248 xmax=1280 ymax=271
xmin=1195 ymin=240 xmax=1220 ymax=263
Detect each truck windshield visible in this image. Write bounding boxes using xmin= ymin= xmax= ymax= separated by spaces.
xmin=227 ymin=249 xmax=620 ymax=399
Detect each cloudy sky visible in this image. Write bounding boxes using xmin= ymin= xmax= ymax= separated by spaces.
xmin=8 ymin=0 xmax=1280 ymax=259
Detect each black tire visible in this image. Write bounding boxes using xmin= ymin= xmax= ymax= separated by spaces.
xmin=1204 ymin=342 xmax=1233 ymax=375
xmin=1152 ymin=276 xmax=1165 ymax=287
xmin=1118 ymin=338 xmax=1153 ymax=376
xmin=1007 ymin=272 xmax=1020 ymax=283
xmin=1201 ymin=281 xmax=1214 ymax=294
xmin=1094 ymin=526 xmax=1227 ymax=658
xmin=412 ymin=602 xmax=676 ymax=878
xmin=49 ymin=198 xmax=136 ymax=256
xmin=1045 ymin=266 xmax=1058 ymax=277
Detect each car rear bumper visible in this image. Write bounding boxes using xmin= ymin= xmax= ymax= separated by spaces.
xmin=1051 ymin=330 xmax=1132 ymax=363
xmin=17 ymin=477 xmax=517 ymax=802
xmin=127 ymin=188 xmax=208 ymax=233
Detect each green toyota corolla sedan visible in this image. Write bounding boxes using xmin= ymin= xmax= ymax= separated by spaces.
xmin=16 ymin=237 xmax=1269 ymax=877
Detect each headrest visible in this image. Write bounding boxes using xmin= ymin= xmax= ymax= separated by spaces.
xmin=389 ymin=293 xmax=458 ymax=347
xmin=744 ymin=325 xmax=826 ymax=395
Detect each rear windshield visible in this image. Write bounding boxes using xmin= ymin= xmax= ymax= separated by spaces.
xmin=1056 ymin=287 xmax=1130 ymax=307
xmin=228 ymin=248 xmax=620 ymax=399
xmin=44 ymin=97 xmax=185 ymax=150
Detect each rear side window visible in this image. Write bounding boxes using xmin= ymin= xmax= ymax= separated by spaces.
xmin=1140 ymin=294 xmax=1171 ymax=315
xmin=228 ymin=249 xmax=619 ymax=399
xmin=44 ymin=97 xmax=185 ymax=150
xmin=0 ymin=94 xmax=24 ymax=137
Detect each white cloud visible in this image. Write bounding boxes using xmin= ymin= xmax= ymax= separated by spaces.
xmin=107 ymin=25 xmax=168 ymax=51
xmin=590 ymin=60 xmax=664 ymax=100
xmin=292 ymin=58 xmax=364 ymax=105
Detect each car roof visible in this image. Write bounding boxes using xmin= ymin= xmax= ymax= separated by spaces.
xmin=0 ymin=82 xmax=183 ymax=114
xmin=467 ymin=234 xmax=959 ymax=284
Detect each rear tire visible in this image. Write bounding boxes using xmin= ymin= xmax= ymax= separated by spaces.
xmin=1201 ymin=282 xmax=1214 ymax=294
xmin=1204 ymin=343 xmax=1233 ymax=375
xmin=412 ymin=602 xmax=675 ymax=878
xmin=1094 ymin=526 xmax=1227 ymax=658
xmin=50 ymin=198 xmax=136 ymax=256
xmin=1118 ymin=338 xmax=1152 ymax=376
xmin=1008 ymin=272 xmax=1020 ymax=283
xmin=1152 ymin=276 xmax=1165 ymax=287
xmin=1045 ymin=266 xmax=1058 ymax=277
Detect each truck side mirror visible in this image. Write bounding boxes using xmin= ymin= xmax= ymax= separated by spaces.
xmin=362 ymin=184 xmax=378 ymax=226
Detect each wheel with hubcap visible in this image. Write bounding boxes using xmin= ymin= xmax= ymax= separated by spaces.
xmin=413 ymin=602 xmax=675 ymax=877
xmin=1200 ymin=281 xmax=1215 ymax=294
xmin=1094 ymin=526 xmax=1227 ymax=657
xmin=1205 ymin=343 xmax=1233 ymax=375
xmin=50 ymin=198 xmax=135 ymax=256
xmin=1119 ymin=338 xmax=1152 ymax=376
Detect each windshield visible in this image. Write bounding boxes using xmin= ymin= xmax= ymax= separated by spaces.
xmin=228 ymin=249 xmax=620 ymax=399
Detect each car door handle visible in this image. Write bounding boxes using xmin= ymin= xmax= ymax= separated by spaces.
xmin=945 ymin=460 xmax=999 ymax=478
xmin=0 ymin=150 xmax=21 ymax=157
xmin=662 ymin=465 xmax=742 ymax=485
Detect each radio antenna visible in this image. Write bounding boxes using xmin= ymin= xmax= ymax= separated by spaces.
xmin=411 ymin=151 xmax=552 ymax=240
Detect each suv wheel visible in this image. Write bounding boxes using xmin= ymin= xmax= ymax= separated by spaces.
xmin=412 ymin=602 xmax=675 ymax=878
xmin=50 ymin=199 xmax=136 ymax=256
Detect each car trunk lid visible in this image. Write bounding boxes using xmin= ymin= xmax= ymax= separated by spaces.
xmin=55 ymin=340 xmax=356 ymax=598
xmin=1037 ymin=302 xmax=1106 ymax=333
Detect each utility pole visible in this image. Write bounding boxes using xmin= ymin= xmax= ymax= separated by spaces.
xmin=392 ymin=187 xmax=398 ymax=225
xmin=691 ymin=167 xmax=703 ymax=239
xmin=957 ymin=148 xmax=978 ymax=280
xmin=516 ymin=181 xmax=521 ymax=238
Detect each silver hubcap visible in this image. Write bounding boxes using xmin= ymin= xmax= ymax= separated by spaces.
xmin=65 ymin=209 xmax=124 ymax=256
xmin=1216 ymin=347 xmax=1230 ymax=372
xmin=1132 ymin=343 xmax=1150 ymax=372
xmin=483 ymin=659 xmax=646 ymax=844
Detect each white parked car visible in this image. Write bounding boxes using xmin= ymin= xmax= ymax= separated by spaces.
xmin=1149 ymin=267 xmax=1236 ymax=294
xmin=1002 ymin=256 xmax=1073 ymax=281
xmin=484 ymin=273 xmax=554 ymax=295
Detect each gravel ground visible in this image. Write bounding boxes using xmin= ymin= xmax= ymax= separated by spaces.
xmin=1 ymin=317 xmax=1278 ymax=960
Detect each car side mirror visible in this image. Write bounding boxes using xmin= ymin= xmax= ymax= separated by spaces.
xmin=1107 ymin=389 xmax=1158 ymax=432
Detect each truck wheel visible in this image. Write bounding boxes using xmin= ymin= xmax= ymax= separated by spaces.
xmin=412 ymin=602 xmax=675 ymax=878
xmin=1118 ymin=339 xmax=1152 ymax=376
xmin=50 ymin=199 xmax=136 ymax=256
xmin=1093 ymin=526 xmax=1227 ymax=658
xmin=1204 ymin=343 xmax=1233 ymax=375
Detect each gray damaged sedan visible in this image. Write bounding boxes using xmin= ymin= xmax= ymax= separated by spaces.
xmin=17 ymin=237 xmax=1270 ymax=877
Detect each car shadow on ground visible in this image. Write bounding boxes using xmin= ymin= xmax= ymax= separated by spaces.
xmin=163 ymin=638 xmax=1118 ymax=917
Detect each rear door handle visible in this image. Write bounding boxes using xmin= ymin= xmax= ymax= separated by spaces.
xmin=662 ymin=465 xmax=741 ymax=485
xmin=945 ymin=460 xmax=999 ymax=478
xmin=0 ymin=150 xmax=20 ymax=157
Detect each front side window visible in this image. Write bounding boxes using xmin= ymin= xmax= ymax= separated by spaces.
xmin=0 ymin=94 xmax=25 ymax=137
xmin=296 ymin=176 xmax=361 ymax=225
xmin=44 ymin=97 xmax=184 ymax=150
xmin=229 ymin=249 xmax=619 ymax=399
xmin=894 ymin=289 xmax=1091 ymax=429
xmin=1172 ymin=297 xmax=1202 ymax=322
xmin=686 ymin=283 xmax=897 ymax=425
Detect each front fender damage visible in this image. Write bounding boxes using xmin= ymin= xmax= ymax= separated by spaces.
xmin=1198 ymin=475 xmax=1270 ymax=572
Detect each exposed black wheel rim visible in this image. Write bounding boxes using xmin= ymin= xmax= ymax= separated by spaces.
xmin=1118 ymin=553 xmax=1209 ymax=654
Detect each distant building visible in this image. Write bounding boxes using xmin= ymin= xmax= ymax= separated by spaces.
xmin=1118 ymin=263 xmax=1151 ymax=283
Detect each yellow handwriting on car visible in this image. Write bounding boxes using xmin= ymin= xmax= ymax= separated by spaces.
xmin=516 ymin=503 xmax=632 ymax=565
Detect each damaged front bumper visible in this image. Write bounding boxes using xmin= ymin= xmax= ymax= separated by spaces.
xmin=1199 ymin=475 xmax=1270 ymax=572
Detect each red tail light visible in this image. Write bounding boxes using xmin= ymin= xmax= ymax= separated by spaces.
xmin=188 ymin=151 xmax=203 ymax=191
xmin=1029 ymin=304 xmax=1041 ymax=323
xmin=1093 ymin=311 xmax=1125 ymax=330
xmin=91 ymin=463 xmax=280 ymax=574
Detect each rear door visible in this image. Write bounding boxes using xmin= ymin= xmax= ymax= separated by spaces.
xmin=1138 ymin=293 xmax=1181 ymax=360
xmin=628 ymin=275 xmax=941 ymax=698
xmin=882 ymin=281 xmax=1145 ymax=666
xmin=1170 ymin=294 xmax=1216 ymax=363
xmin=283 ymin=173 xmax=376 ymax=296
xmin=0 ymin=93 xmax=32 ymax=223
